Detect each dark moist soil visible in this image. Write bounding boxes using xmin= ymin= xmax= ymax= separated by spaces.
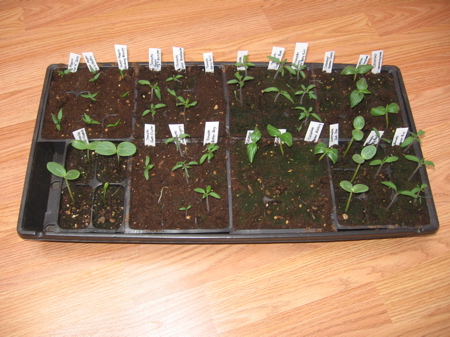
xmin=129 ymin=141 xmax=229 ymax=230
xmin=134 ymin=65 xmax=227 ymax=139
xmin=331 ymin=142 xmax=430 ymax=228
xmin=313 ymin=69 xmax=401 ymax=137
xmin=42 ymin=66 xmax=135 ymax=139
xmin=58 ymin=185 xmax=92 ymax=229
xmin=92 ymin=184 xmax=124 ymax=230
xmin=230 ymin=140 xmax=334 ymax=231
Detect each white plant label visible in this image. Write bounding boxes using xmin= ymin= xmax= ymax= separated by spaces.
xmin=305 ymin=121 xmax=324 ymax=142
xmin=114 ymin=44 xmax=128 ymax=70
xmin=392 ymin=127 xmax=409 ymax=146
xmin=274 ymin=129 xmax=287 ymax=145
xmin=149 ymin=48 xmax=162 ymax=71
xmin=68 ymin=53 xmax=81 ymax=73
xmin=357 ymin=54 xmax=370 ymax=67
xmin=364 ymin=130 xmax=385 ymax=145
xmin=322 ymin=51 xmax=335 ymax=73
xmin=203 ymin=52 xmax=214 ymax=73
xmin=245 ymin=130 xmax=254 ymax=144
xmin=203 ymin=121 xmax=219 ymax=145
xmin=329 ymin=123 xmax=339 ymax=147
xmin=144 ymin=124 xmax=156 ymax=146
xmin=292 ymin=42 xmax=308 ymax=68
xmin=172 ymin=47 xmax=186 ymax=71
xmin=72 ymin=128 xmax=89 ymax=143
xmin=82 ymin=52 xmax=99 ymax=72
xmin=372 ymin=50 xmax=384 ymax=74
xmin=168 ymin=124 xmax=187 ymax=145
xmin=268 ymin=47 xmax=285 ymax=70
xmin=237 ymin=51 xmax=249 ymax=71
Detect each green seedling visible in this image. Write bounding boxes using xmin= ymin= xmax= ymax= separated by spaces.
xmin=411 ymin=183 xmax=429 ymax=204
xmin=80 ymin=91 xmax=99 ymax=102
xmin=102 ymin=182 xmax=109 ymax=207
xmin=401 ymin=129 xmax=425 ymax=152
xmin=107 ymin=119 xmax=121 ymax=128
xmin=176 ymin=95 xmax=198 ymax=123
xmin=46 ymin=162 xmax=80 ymax=205
xmin=227 ymin=72 xmax=254 ymax=106
xmin=200 ymin=143 xmax=219 ymax=164
xmin=294 ymin=84 xmax=317 ymax=105
xmin=262 ymin=87 xmax=294 ymax=104
xmin=179 ymin=205 xmax=192 ymax=218
xmin=142 ymin=103 xmax=167 ymax=119
xmin=194 ymin=185 xmax=221 ymax=212
xmin=51 ymin=108 xmax=63 ymax=131
xmin=235 ymin=54 xmax=255 ymax=77
xmin=167 ymin=88 xmax=178 ymax=104
xmin=58 ymin=69 xmax=71 ymax=77
xmin=138 ymin=80 xmax=161 ymax=101
xmin=95 ymin=141 xmax=137 ymax=164
xmin=267 ymin=124 xmax=293 ymax=156
xmin=166 ymin=74 xmax=184 ymax=83
xmin=89 ymin=71 xmax=101 ymax=82
xmin=351 ymin=145 xmax=377 ymax=182
xmin=340 ymin=64 xmax=374 ymax=81
xmin=82 ymin=113 xmax=101 ymax=125
xmin=350 ymin=77 xmax=371 ymax=108
xmin=143 ymin=156 xmax=154 ymax=180
xmin=267 ymin=56 xmax=291 ymax=79
xmin=381 ymin=181 xmax=424 ymax=211
xmin=343 ymin=116 xmax=365 ymax=157
xmin=370 ymin=155 xmax=399 ymax=178
xmin=295 ymin=106 xmax=321 ymax=131
xmin=119 ymin=69 xmax=124 ymax=79
xmin=172 ymin=160 xmax=198 ymax=184
xmin=405 ymin=155 xmax=435 ymax=181
xmin=340 ymin=180 xmax=369 ymax=213
xmin=371 ymin=127 xmax=391 ymax=149
xmin=314 ymin=142 xmax=338 ymax=164
xmin=247 ymin=127 xmax=262 ymax=163
xmin=165 ymin=133 xmax=190 ymax=157
xmin=370 ymin=102 xmax=400 ymax=128
xmin=71 ymin=139 xmax=99 ymax=161
xmin=120 ymin=91 xmax=129 ymax=98
xmin=290 ymin=64 xmax=307 ymax=81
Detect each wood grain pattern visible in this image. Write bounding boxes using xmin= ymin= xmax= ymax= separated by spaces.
xmin=1 ymin=0 xmax=450 ymax=335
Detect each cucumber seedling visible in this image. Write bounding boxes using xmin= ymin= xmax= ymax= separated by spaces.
xmin=95 ymin=141 xmax=137 ymax=164
xmin=314 ymin=142 xmax=338 ymax=164
xmin=351 ymin=145 xmax=377 ymax=183
xmin=350 ymin=78 xmax=371 ymax=108
xmin=343 ymin=116 xmax=365 ymax=157
xmin=194 ymin=185 xmax=221 ymax=212
xmin=340 ymin=180 xmax=369 ymax=213
xmin=340 ymin=64 xmax=374 ymax=81
xmin=46 ymin=162 xmax=80 ymax=204
xmin=71 ymin=139 xmax=99 ymax=162
xmin=267 ymin=124 xmax=293 ymax=156
xmin=370 ymin=102 xmax=400 ymax=128
xmin=246 ymin=127 xmax=262 ymax=163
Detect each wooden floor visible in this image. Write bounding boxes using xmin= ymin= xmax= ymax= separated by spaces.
xmin=1 ymin=0 xmax=450 ymax=335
